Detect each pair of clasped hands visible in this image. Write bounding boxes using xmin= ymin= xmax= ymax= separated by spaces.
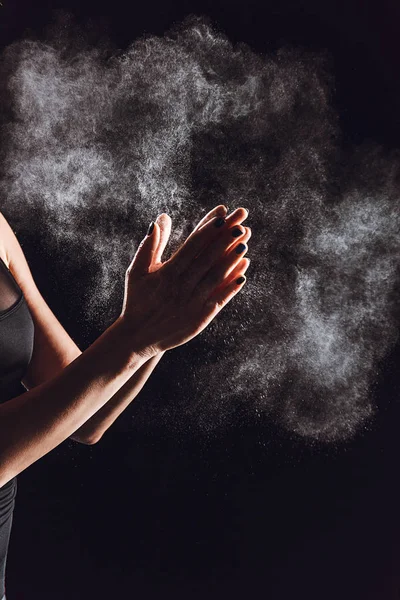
xmin=120 ymin=205 xmax=251 ymax=356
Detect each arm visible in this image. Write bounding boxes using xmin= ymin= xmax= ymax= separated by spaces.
xmin=0 ymin=203 xmax=250 ymax=487
xmin=18 ymin=207 xmax=231 ymax=444
xmin=1 ymin=205 xmax=163 ymax=445
xmin=7 ymin=204 xmax=250 ymax=454
xmin=23 ymin=345 xmax=165 ymax=445
xmin=16 ymin=274 xmax=165 ymax=445
xmin=69 ymin=351 xmax=165 ymax=444
xmin=0 ymin=315 xmax=154 ymax=488
xmin=22 ymin=326 xmax=166 ymax=444
xmin=0 ymin=212 xmax=159 ymax=455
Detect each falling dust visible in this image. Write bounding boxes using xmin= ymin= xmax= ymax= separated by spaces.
xmin=0 ymin=14 xmax=399 ymax=443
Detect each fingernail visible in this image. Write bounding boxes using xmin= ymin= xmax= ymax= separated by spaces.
xmin=232 ymin=228 xmax=243 ymax=238
xmin=236 ymin=276 xmax=246 ymax=284
xmin=215 ymin=217 xmax=226 ymax=228
xmin=147 ymin=222 xmax=155 ymax=236
xmin=235 ymin=243 xmax=247 ymax=254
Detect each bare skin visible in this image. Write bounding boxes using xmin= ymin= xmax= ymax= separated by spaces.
xmin=0 ymin=204 xmax=251 ymax=484
xmin=71 ymin=205 xmax=251 ymax=442
xmin=120 ymin=205 xmax=251 ymax=354
xmin=0 ymin=243 xmax=9 ymax=268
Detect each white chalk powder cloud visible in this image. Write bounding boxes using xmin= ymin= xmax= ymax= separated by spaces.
xmin=0 ymin=14 xmax=398 ymax=442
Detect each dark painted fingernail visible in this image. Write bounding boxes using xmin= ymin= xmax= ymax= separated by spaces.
xmin=235 ymin=243 xmax=247 ymax=254
xmin=236 ymin=276 xmax=246 ymax=284
xmin=232 ymin=228 xmax=243 ymax=238
xmin=215 ymin=217 xmax=226 ymax=228
xmin=147 ymin=222 xmax=154 ymax=236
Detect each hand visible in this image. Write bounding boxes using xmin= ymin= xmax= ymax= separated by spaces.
xmin=120 ymin=205 xmax=251 ymax=354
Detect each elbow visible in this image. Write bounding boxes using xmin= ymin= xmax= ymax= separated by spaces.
xmin=70 ymin=433 xmax=102 ymax=445
xmin=85 ymin=434 xmax=101 ymax=445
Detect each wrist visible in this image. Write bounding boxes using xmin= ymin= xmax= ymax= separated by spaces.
xmin=113 ymin=315 xmax=160 ymax=362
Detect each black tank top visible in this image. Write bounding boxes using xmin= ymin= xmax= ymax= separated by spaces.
xmin=0 ymin=255 xmax=35 ymax=598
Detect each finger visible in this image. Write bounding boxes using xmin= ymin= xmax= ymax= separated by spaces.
xmin=215 ymin=226 xmax=252 ymax=280
xmin=194 ymin=238 xmax=249 ymax=304
xmin=183 ymin=205 xmax=228 ymax=248
xmin=165 ymin=206 xmax=249 ymax=276
xmin=165 ymin=213 xmax=229 ymax=275
xmin=152 ymin=213 xmax=172 ymax=265
xmin=204 ymin=257 xmax=250 ymax=311
xmin=189 ymin=205 xmax=228 ymax=238
xmin=129 ymin=221 xmax=160 ymax=276
xmin=223 ymin=226 xmax=252 ymax=261
xmin=180 ymin=223 xmax=248 ymax=301
xmin=198 ymin=207 xmax=248 ymax=233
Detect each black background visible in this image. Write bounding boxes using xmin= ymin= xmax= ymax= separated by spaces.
xmin=1 ymin=1 xmax=400 ymax=598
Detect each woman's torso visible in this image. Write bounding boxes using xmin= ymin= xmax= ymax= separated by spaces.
xmin=0 ymin=250 xmax=35 ymax=397
xmin=0 ymin=242 xmax=35 ymax=598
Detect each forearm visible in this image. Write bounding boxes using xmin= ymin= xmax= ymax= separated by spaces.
xmin=70 ymin=351 xmax=166 ymax=444
xmin=0 ymin=316 xmax=154 ymax=486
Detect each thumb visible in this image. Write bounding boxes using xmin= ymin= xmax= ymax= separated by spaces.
xmin=152 ymin=213 xmax=172 ymax=265
xmin=129 ymin=220 xmax=160 ymax=276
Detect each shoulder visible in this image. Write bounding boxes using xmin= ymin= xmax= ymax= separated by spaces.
xmin=0 ymin=210 xmax=39 ymax=299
